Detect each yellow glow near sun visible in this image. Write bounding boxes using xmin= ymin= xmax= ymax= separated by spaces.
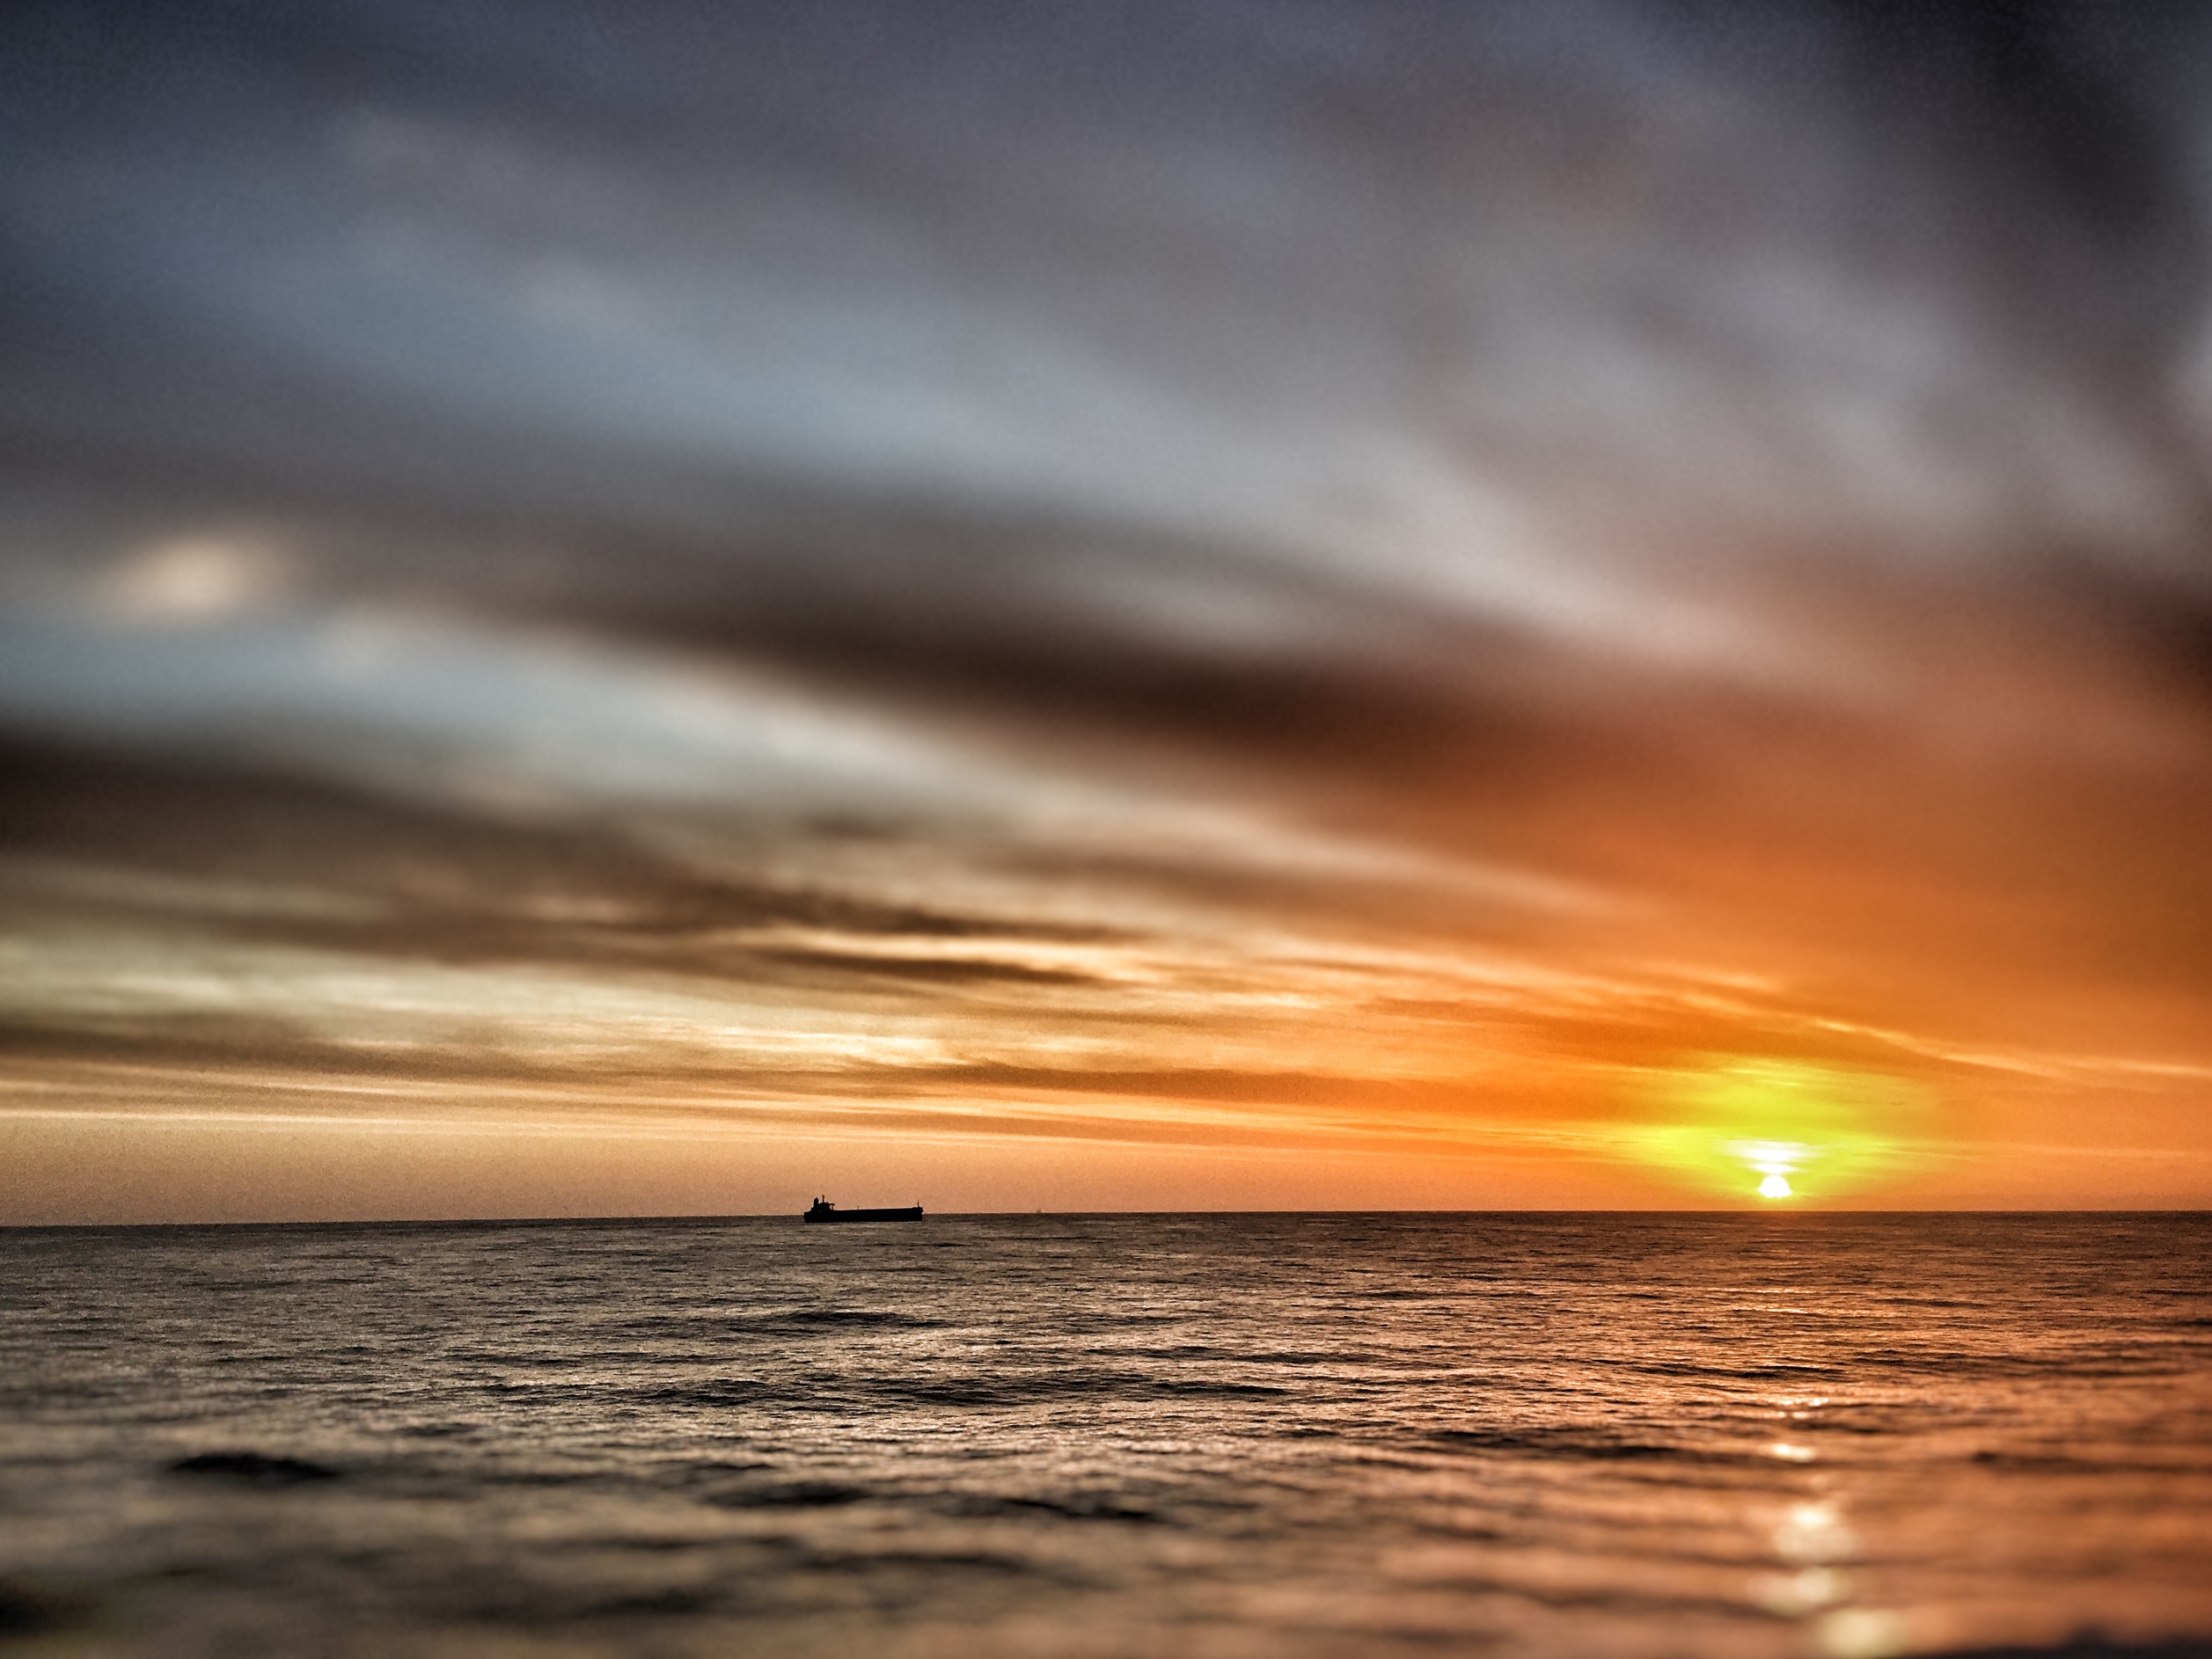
xmin=1625 ymin=1060 xmax=1927 ymax=1204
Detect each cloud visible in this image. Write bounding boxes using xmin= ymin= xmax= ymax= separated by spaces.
xmin=4 ymin=0 xmax=2212 ymax=1212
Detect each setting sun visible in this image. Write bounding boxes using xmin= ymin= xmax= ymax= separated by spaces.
xmin=1624 ymin=1063 xmax=1923 ymax=1205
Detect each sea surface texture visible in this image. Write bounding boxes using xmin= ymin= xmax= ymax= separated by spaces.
xmin=2 ymin=1213 xmax=2208 ymax=1659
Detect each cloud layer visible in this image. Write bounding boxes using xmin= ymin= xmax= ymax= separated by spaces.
xmin=3 ymin=0 xmax=2210 ymax=1217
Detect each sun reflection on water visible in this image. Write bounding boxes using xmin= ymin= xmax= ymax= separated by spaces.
xmin=1756 ymin=1490 xmax=1915 ymax=1658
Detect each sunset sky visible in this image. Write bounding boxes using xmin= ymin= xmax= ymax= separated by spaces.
xmin=4 ymin=0 xmax=2211 ymax=1219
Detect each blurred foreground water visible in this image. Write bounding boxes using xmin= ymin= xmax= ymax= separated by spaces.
xmin=3 ymin=1213 xmax=2208 ymax=1658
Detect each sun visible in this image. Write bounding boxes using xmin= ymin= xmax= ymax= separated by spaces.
xmin=1626 ymin=1061 xmax=1927 ymax=1205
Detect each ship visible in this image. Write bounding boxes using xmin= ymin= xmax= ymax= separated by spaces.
xmin=802 ymin=1196 xmax=924 ymax=1224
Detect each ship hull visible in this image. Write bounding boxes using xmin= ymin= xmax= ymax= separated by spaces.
xmin=802 ymin=1205 xmax=924 ymax=1224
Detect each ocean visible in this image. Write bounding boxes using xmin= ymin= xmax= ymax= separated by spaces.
xmin=2 ymin=1213 xmax=2208 ymax=1658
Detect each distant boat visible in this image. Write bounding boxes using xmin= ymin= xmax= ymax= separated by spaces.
xmin=802 ymin=1196 xmax=924 ymax=1224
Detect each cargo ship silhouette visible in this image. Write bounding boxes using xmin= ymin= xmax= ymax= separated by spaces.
xmin=802 ymin=1196 xmax=924 ymax=1224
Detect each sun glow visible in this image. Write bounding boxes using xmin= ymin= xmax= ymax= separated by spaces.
xmin=1628 ymin=1061 xmax=1926 ymax=1204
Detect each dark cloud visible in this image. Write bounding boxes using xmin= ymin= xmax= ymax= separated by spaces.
xmin=0 ymin=729 xmax=1123 ymax=954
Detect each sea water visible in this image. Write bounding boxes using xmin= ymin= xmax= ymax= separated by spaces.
xmin=2 ymin=1213 xmax=2208 ymax=1658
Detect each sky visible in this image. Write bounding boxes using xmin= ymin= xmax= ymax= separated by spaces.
xmin=4 ymin=0 xmax=2211 ymax=1220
